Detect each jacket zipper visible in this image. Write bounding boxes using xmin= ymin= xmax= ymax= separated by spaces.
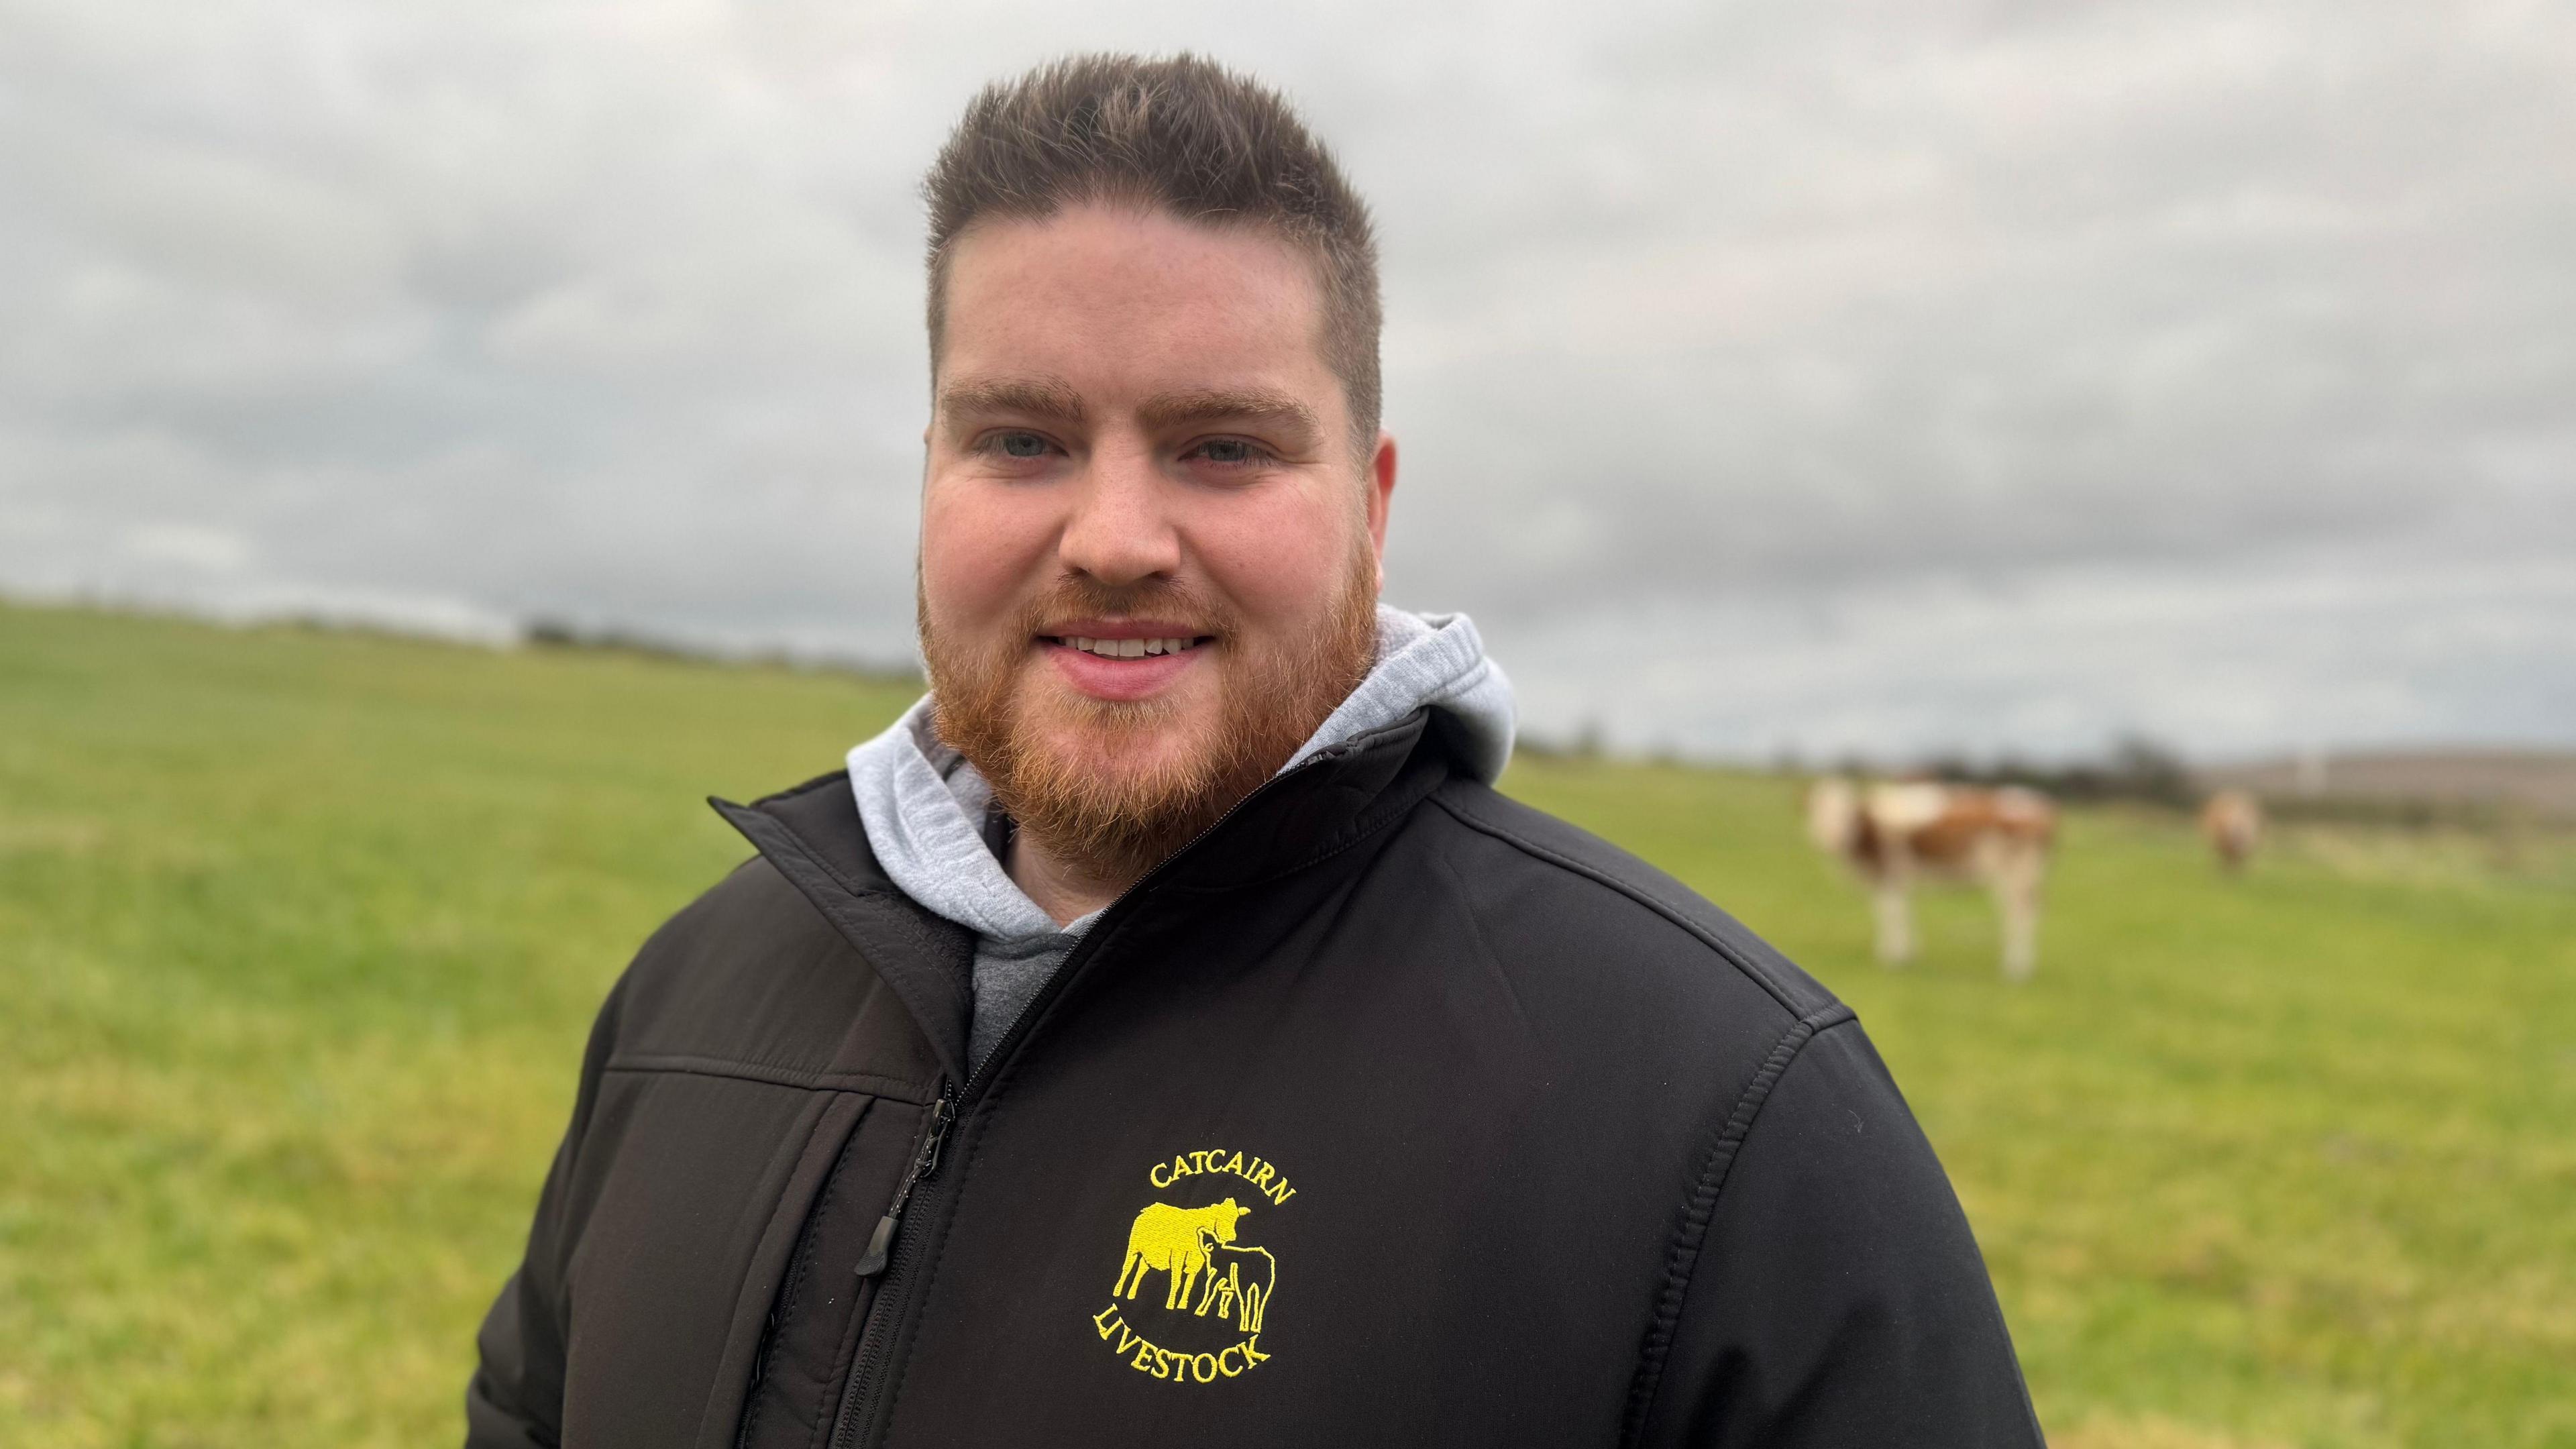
xmin=852 ymin=1093 xmax=953 ymax=1279
xmin=825 ymin=1085 xmax=955 ymax=1449
xmin=819 ymin=741 xmax=1362 ymax=1449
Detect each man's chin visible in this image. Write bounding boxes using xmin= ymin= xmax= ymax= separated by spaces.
xmin=1017 ymin=710 xmax=1217 ymax=792
xmin=982 ymin=703 xmax=1265 ymax=886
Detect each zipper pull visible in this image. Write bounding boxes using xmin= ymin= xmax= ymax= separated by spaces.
xmin=854 ymin=1091 xmax=955 ymax=1279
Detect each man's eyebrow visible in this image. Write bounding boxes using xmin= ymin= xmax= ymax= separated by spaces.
xmin=938 ymin=376 xmax=1087 ymax=425
xmin=1136 ymin=388 xmax=1321 ymax=441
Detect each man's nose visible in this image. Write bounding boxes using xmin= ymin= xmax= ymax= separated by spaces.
xmin=1057 ymin=443 xmax=1181 ymax=586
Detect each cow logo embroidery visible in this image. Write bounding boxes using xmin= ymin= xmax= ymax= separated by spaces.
xmin=1091 ymin=1149 xmax=1291 ymax=1383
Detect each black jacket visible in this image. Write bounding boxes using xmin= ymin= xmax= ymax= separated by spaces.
xmin=466 ymin=712 xmax=2042 ymax=1448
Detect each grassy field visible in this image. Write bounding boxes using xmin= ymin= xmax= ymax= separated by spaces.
xmin=4 ymin=602 xmax=2572 ymax=1448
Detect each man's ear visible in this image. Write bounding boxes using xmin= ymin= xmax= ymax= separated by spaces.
xmin=1365 ymin=431 xmax=1397 ymax=590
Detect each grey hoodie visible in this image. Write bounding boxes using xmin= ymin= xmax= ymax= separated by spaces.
xmin=847 ymin=605 xmax=1515 ymax=1069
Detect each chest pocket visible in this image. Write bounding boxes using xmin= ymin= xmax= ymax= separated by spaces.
xmin=730 ymin=1091 xmax=941 ymax=1449
xmin=556 ymin=1071 xmax=920 ymax=1449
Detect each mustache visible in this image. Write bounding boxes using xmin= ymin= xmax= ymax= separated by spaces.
xmin=1018 ymin=576 xmax=1235 ymax=638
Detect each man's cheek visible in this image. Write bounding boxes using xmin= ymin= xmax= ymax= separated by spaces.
xmin=937 ymin=504 xmax=1063 ymax=612
xmin=922 ymin=541 xmax=1014 ymax=626
xmin=1197 ymin=528 xmax=1345 ymax=620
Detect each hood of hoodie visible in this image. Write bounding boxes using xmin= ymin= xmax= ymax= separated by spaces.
xmin=846 ymin=605 xmax=1515 ymax=947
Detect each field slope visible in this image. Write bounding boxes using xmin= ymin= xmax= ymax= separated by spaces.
xmin=3 ymin=602 xmax=2572 ymax=1448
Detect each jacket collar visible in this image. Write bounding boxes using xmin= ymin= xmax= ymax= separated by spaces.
xmin=710 ymin=709 xmax=1456 ymax=1085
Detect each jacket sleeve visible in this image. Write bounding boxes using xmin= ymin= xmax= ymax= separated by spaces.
xmin=1632 ymin=1017 xmax=2045 ymax=1448
xmin=464 ymin=981 xmax=627 ymax=1449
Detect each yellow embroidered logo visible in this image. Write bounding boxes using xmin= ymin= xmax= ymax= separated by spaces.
xmin=1091 ymin=1148 xmax=1291 ymax=1383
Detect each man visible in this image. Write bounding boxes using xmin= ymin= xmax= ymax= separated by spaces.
xmin=466 ymin=54 xmax=2043 ymax=1448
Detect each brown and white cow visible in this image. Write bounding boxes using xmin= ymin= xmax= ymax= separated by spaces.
xmin=1805 ymin=779 xmax=2057 ymax=981
xmin=2199 ymin=790 xmax=2263 ymax=873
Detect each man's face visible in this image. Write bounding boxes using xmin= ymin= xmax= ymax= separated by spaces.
xmin=919 ymin=204 xmax=1396 ymax=883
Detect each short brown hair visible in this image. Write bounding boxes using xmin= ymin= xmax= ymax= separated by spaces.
xmin=923 ymin=54 xmax=1383 ymax=450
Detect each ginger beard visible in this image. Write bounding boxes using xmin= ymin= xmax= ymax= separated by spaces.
xmin=922 ymin=539 xmax=1380 ymax=890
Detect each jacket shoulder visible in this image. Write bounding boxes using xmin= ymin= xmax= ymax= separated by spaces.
xmin=598 ymin=855 xmax=944 ymax=1098
xmin=1419 ymin=777 xmax=1845 ymax=1026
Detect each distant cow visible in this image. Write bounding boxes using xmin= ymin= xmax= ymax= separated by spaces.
xmin=1806 ymin=779 xmax=2056 ymax=981
xmin=2200 ymin=790 xmax=2263 ymax=873
xmin=1116 ymin=1199 xmax=1249 ymax=1311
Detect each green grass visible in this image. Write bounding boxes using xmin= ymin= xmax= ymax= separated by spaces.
xmin=4 ymin=602 xmax=2572 ymax=1448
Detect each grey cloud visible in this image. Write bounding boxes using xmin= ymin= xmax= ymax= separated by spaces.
xmin=1 ymin=0 xmax=2569 ymax=757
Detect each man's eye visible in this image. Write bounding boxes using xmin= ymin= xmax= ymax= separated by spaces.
xmin=991 ymin=431 xmax=1051 ymax=459
xmin=1193 ymin=439 xmax=1266 ymax=466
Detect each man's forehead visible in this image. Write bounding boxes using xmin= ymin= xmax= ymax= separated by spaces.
xmin=943 ymin=203 xmax=1320 ymax=305
xmin=938 ymin=209 xmax=1333 ymax=372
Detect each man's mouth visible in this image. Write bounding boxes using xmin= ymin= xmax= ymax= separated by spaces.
xmin=1036 ymin=624 xmax=1214 ymax=702
xmin=1040 ymin=634 xmax=1211 ymax=659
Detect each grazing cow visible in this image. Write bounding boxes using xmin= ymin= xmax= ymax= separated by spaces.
xmin=1114 ymin=1199 xmax=1249 ymax=1310
xmin=1192 ymin=1243 xmax=1277 ymax=1334
xmin=1806 ymin=778 xmax=2056 ymax=981
xmin=2200 ymin=790 xmax=2263 ymax=873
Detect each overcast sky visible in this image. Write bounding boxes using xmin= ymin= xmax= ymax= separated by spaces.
xmin=3 ymin=0 xmax=2570 ymax=761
